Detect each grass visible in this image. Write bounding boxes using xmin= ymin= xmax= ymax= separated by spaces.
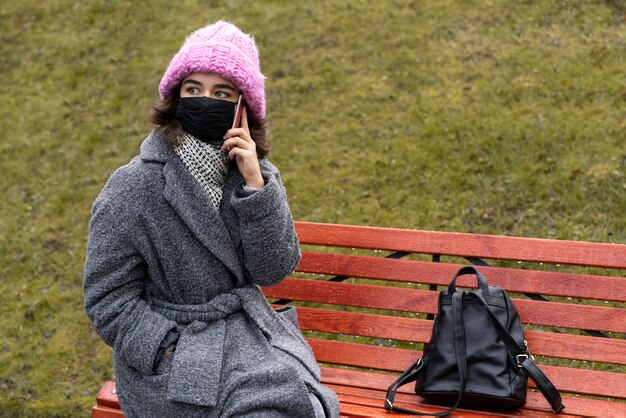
xmin=0 ymin=0 xmax=624 ymax=415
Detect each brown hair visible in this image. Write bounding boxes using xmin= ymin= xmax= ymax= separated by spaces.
xmin=149 ymin=83 xmax=271 ymax=159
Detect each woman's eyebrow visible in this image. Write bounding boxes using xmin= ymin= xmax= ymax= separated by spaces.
xmin=214 ymin=83 xmax=237 ymax=92
xmin=182 ymin=79 xmax=202 ymax=86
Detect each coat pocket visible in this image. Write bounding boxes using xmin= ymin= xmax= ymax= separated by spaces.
xmin=154 ymin=351 xmax=175 ymax=376
xmin=166 ymin=319 xmax=226 ymax=407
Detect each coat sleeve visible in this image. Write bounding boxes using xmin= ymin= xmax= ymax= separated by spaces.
xmin=229 ymin=161 xmax=301 ymax=287
xmin=83 ymin=197 xmax=177 ymax=376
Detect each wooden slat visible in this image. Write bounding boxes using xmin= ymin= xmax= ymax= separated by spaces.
xmin=310 ymin=337 xmax=416 ymax=372
xmin=95 ymin=380 xmax=119 ymax=409
xmin=265 ymin=278 xmax=437 ymax=316
xmin=323 ymin=370 xmax=626 ymax=417
xmin=504 ymin=300 xmax=625 ymax=333
xmin=337 ymin=402 xmax=518 ymax=418
xmin=298 ymin=252 xmax=626 ymax=302
xmin=332 ymin=385 xmax=562 ymax=417
xmin=292 ymin=306 xmax=626 ymax=365
xmin=264 ymin=279 xmax=626 ymax=332
xmin=321 ymin=370 xmax=626 ymax=418
xmin=309 ymin=339 xmax=626 ymax=399
xmin=92 ymin=406 xmax=124 ymax=418
xmin=335 ymin=390 xmax=516 ymax=417
xmin=321 ymin=366 xmax=407 ymax=394
xmin=295 ymin=306 xmax=433 ymax=343
xmin=295 ymin=222 xmax=626 ymax=269
xmin=524 ymin=329 xmax=626 ymax=365
xmin=537 ymin=364 xmax=626 ymax=398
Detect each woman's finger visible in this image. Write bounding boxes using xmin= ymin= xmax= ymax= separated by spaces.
xmin=241 ymin=106 xmax=249 ymax=132
xmin=222 ymin=136 xmax=255 ymax=152
xmin=223 ymin=127 xmax=252 ymax=144
xmin=227 ymin=143 xmax=255 ymax=160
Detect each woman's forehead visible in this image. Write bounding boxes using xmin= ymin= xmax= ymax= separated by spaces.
xmin=182 ymin=72 xmax=235 ymax=87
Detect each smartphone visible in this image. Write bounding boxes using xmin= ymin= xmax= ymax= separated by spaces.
xmin=232 ymin=95 xmax=245 ymax=129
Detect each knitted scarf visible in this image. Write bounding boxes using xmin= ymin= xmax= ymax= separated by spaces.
xmin=174 ymin=133 xmax=230 ymax=210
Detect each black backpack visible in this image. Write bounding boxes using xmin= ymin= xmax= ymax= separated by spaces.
xmin=385 ymin=266 xmax=565 ymax=415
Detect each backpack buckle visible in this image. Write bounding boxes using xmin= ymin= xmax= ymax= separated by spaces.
xmin=516 ymin=354 xmax=529 ymax=367
xmin=517 ymin=341 xmax=536 ymax=367
xmin=516 ymin=353 xmax=535 ymax=367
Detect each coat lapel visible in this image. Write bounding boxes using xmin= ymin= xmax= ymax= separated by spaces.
xmin=141 ymin=132 xmax=244 ymax=281
xmin=220 ymin=166 xmax=243 ymax=250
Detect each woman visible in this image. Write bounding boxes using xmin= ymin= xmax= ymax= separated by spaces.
xmin=83 ymin=21 xmax=339 ymax=417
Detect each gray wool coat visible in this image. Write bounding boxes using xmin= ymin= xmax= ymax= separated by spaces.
xmin=84 ymin=131 xmax=339 ymax=417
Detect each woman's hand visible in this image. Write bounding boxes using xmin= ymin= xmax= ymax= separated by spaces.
xmin=221 ymin=107 xmax=264 ymax=189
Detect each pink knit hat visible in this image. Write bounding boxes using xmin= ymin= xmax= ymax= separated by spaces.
xmin=159 ymin=21 xmax=266 ymax=119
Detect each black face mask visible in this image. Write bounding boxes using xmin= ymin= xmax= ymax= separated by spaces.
xmin=175 ymin=97 xmax=235 ymax=144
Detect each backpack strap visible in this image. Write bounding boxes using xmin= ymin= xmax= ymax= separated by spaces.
xmin=385 ymin=293 xmax=467 ymax=416
xmin=470 ymin=292 xmax=565 ymax=414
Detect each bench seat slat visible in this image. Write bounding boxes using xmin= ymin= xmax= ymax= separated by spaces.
xmin=264 ymin=279 xmax=626 ymax=332
xmin=91 ymin=405 xmax=125 ymax=418
xmin=335 ymin=391 xmax=511 ymax=417
xmin=310 ymin=337 xmax=416 ymax=372
xmin=321 ymin=373 xmax=626 ymax=418
xmin=298 ymin=252 xmax=626 ymax=302
xmin=295 ymin=222 xmax=626 ymax=269
xmin=292 ymin=306 xmax=626 ymax=365
xmin=331 ymin=385 xmax=565 ymax=417
xmin=309 ymin=339 xmax=626 ymax=399
xmin=294 ymin=305 xmax=433 ymax=343
xmin=95 ymin=381 xmax=119 ymax=409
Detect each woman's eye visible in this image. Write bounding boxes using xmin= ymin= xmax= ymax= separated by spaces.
xmin=215 ymin=91 xmax=228 ymax=99
xmin=187 ymin=87 xmax=200 ymax=95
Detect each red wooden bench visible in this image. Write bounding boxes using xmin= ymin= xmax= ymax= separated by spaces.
xmin=92 ymin=221 xmax=626 ymax=417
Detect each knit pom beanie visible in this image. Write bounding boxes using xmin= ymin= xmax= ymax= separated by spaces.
xmin=159 ymin=21 xmax=266 ymax=119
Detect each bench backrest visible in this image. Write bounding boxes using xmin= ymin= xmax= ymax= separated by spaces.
xmin=262 ymin=222 xmax=626 ymax=404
